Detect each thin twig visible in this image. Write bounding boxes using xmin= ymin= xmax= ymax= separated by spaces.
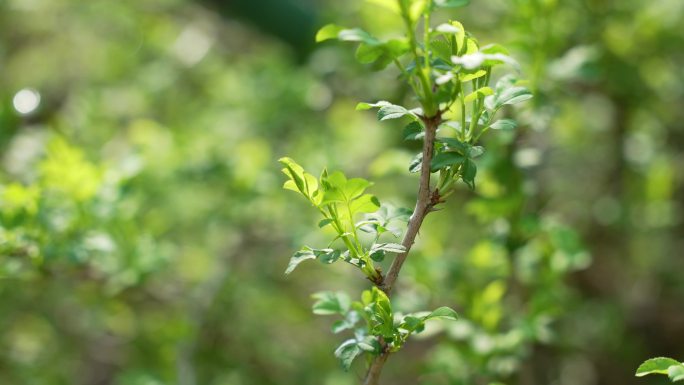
xmin=362 ymin=114 xmax=441 ymax=385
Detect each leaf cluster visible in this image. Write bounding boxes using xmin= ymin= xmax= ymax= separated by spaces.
xmin=312 ymin=288 xmax=458 ymax=370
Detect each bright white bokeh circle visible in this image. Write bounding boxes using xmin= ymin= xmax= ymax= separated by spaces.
xmin=13 ymin=88 xmax=41 ymax=115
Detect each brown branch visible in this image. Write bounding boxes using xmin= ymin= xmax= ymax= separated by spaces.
xmin=363 ymin=114 xmax=441 ymax=385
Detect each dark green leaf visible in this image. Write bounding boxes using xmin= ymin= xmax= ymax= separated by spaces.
xmin=462 ymin=159 xmax=477 ymax=189
xmin=437 ymin=137 xmax=469 ymax=155
xmin=403 ymin=121 xmax=424 ymax=140
xmin=409 ymin=152 xmax=422 ymax=173
xmin=431 ymin=152 xmax=465 ymax=171
xmin=318 ymin=218 xmax=334 ymax=228
xmin=314 ymin=248 xmax=342 ymax=264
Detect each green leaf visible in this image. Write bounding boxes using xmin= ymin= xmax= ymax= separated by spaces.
xmin=356 ymin=101 xmax=417 ymax=121
xmin=409 ymin=152 xmax=422 ymax=173
xmin=356 ymin=43 xmax=384 ymax=64
xmin=487 ymin=83 xmax=533 ymax=110
xmin=468 ymin=146 xmax=484 ymax=158
xmin=431 ymin=152 xmax=465 ymax=171
xmin=344 ymin=178 xmax=372 ymax=200
xmin=316 ymin=24 xmax=344 ymax=42
xmin=338 ymin=28 xmax=379 ymax=44
xmin=349 ymin=194 xmax=381 ymax=214
xmin=490 ymin=119 xmax=517 ymax=131
xmin=356 ymin=100 xmax=391 ymax=110
xmin=400 ymin=315 xmax=424 ymax=332
xmin=363 ymin=39 xmax=410 ymax=69
xmin=368 ymin=287 xmax=394 ymax=338
xmin=374 ymin=243 xmax=406 ymax=253
xmin=425 ymin=306 xmax=459 ymax=321
xmin=480 ymin=43 xmax=510 ymax=56
xmin=279 ymin=157 xmax=306 ymax=193
xmin=312 ymin=291 xmax=351 ymax=315
xmin=669 ymin=364 xmax=684 ymax=382
xmin=334 ymin=339 xmax=362 ymax=371
xmin=438 ymin=137 xmax=469 ymax=155
xmin=357 ymin=336 xmax=381 ymax=353
xmin=378 ymin=104 xmax=413 ymax=121
xmin=462 ymin=159 xmax=477 ymax=189
xmin=499 ymin=86 xmax=533 ymax=106
xmin=313 ymin=248 xmax=342 ymax=264
xmin=331 ymin=311 xmax=360 ymax=334
xmin=316 ymin=24 xmax=380 ymax=45
xmin=318 ymin=218 xmax=334 ymax=228
xmin=403 ymin=121 xmax=424 ymax=140
xmin=285 ymin=249 xmax=316 ymax=274
xmin=430 ymin=39 xmax=453 ymax=61
xmin=464 ymin=87 xmax=494 ymax=103
xmin=636 ymin=357 xmax=682 ymax=377
xmin=369 ymin=243 xmax=406 ymax=262
xmin=434 ymin=0 xmax=470 ymax=8
xmin=279 ymin=157 xmax=320 ymax=203
xmin=286 ymin=247 xmax=342 ymax=274
xmin=460 ymin=69 xmax=487 ymax=82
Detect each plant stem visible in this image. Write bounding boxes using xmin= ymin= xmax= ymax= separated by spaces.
xmin=362 ymin=114 xmax=440 ymax=385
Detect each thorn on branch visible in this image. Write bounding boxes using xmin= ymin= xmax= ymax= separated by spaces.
xmin=368 ymin=268 xmax=385 ymax=287
xmin=428 ymin=188 xmax=444 ymax=209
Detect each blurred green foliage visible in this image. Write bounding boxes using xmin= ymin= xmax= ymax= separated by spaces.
xmin=0 ymin=0 xmax=682 ymax=385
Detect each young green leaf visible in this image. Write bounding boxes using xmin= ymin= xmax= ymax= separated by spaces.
xmin=356 ymin=101 xmax=417 ymax=121
xmin=637 ymin=357 xmax=682 ymax=377
xmin=349 ymin=194 xmax=381 ymax=214
xmin=464 ymin=87 xmax=494 ymax=103
xmin=331 ymin=310 xmax=360 ymax=334
xmin=669 ymin=365 xmax=684 ymax=382
xmin=285 ymin=249 xmax=316 ymax=275
xmin=316 ymin=24 xmax=344 ymax=42
xmin=378 ymin=104 xmax=414 ymax=121
xmin=425 ymin=306 xmax=459 ymax=321
xmin=334 ymin=339 xmax=363 ymax=371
